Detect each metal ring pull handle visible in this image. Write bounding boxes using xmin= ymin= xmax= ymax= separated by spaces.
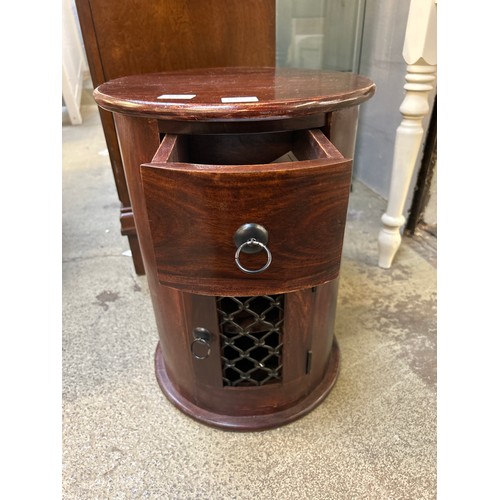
xmin=191 ymin=327 xmax=212 ymax=360
xmin=235 ymin=238 xmax=273 ymax=274
xmin=191 ymin=338 xmax=211 ymax=360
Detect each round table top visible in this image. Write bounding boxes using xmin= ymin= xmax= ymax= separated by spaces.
xmin=94 ymin=67 xmax=375 ymax=121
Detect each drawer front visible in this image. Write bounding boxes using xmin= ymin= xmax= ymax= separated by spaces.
xmin=140 ymin=129 xmax=352 ymax=296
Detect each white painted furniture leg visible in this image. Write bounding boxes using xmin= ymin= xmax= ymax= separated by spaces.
xmin=378 ymin=0 xmax=437 ymax=268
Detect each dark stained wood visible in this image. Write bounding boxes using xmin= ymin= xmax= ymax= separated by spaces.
xmin=75 ymin=0 xmax=145 ymax=273
xmin=323 ymin=105 xmax=360 ymax=159
xmin=309 ymin=280 xmax=340 ymax=385
xmin=281 ymin=288 xmax=316 ymax=388
xmin=183 ymin=132 xmax=294 ymax=165
xmin=157 ymin=113 xmax=327 ymax=136
xmin=93 ymin=67 xmax=375 ymax=430
xmin=154 ymin=280 xmax=341 ymax=430
xmin=112 ymin=115 xmax=161 ymax=281
xmin=83 ymin=0 xmax=275 ymax=81
xmin=113 ymin=114 xmax=216 ymax=398
xmin=155 ymin=341 xmax=340 ymax=431
xmin=74 ymin=0 xmax=276 ymax=275
xmin=292 ymin=123 xmax=343 ymax=160
xmin=154 ymin=287 xmax=198 ymax=401
xmin=188 ymin=288 xmax=313 ymax=416
xmin=141 ymin=129 xmax=352 ymax=296
xmin=183 ymin=294 xmax=224 ymax=396
xmin=96 ymin=102 xmax=131 ymax=207
xmin=94 ymin=67 xmax=376 ymax=121
xmin=119 ymin=207 xmax=144 ymax=275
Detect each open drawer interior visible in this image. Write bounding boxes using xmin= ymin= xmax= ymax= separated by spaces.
xmin=141 ymin=128 xmax=352 ymax=296
xmin=154 ymin=128 xmax=346 ymax=166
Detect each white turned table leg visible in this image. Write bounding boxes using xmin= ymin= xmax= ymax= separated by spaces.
xmin=378 ymin=64 xmax=436 ymax=268
xmin=378 ymin=0 xmax=437 ymax=268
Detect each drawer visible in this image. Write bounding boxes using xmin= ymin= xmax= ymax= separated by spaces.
xmin=140 ymin=129 xmax=352 ymax=296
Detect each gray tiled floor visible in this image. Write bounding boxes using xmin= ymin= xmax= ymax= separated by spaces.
xmin=63 ymin=103 xmax=436 ymax=499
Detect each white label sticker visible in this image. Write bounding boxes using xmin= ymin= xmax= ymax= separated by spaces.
xmin=157 ymin=94 xmax=196 ymax=100
xmin=221 ymin=96 xmax=259 ymax=103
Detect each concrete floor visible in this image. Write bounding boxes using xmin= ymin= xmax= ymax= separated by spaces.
xmin=62 ymin=100 xmax=437 ymax=499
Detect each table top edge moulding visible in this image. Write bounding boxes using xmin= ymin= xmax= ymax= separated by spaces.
xmin=93 ymin=67 xmax=375 ymax=121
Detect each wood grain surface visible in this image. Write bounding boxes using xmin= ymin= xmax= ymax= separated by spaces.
xmin=83 ymin=0 xmax=275 ymax=81
xmin=141 ymin=129 xmax=352 ymax=296
xmin=75 ymin=0 xmax=276 ymax=274
xmin=94 ymin=67 xmax=375 ymax=120
xmin=154 ymin=280 xmax=341 ymax=429
xmin=91 ymin=65 xmax=375 ymax=429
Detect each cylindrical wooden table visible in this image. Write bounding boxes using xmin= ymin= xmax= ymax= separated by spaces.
xmin=94 ymin=67 xmax=375 ymax=431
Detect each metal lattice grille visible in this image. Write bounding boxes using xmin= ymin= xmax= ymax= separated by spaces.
xmin=217 ymin=295 xmax=284 ymax=387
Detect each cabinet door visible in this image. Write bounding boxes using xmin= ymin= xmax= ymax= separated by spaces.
xmin=173 ymin=282 xmax=340 ymax=422
xmin=140 ymin=129 xmax=352 ymax=296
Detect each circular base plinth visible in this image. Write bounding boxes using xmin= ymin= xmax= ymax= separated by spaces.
xmin=154 ymin=341 xmax=340 ymax=431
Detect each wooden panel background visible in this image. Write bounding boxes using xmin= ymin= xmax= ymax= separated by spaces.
xmin=75 ymin=0 xmax=276 ymax=274
xmin=85 ymin=0 xmax=275 ymax=80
